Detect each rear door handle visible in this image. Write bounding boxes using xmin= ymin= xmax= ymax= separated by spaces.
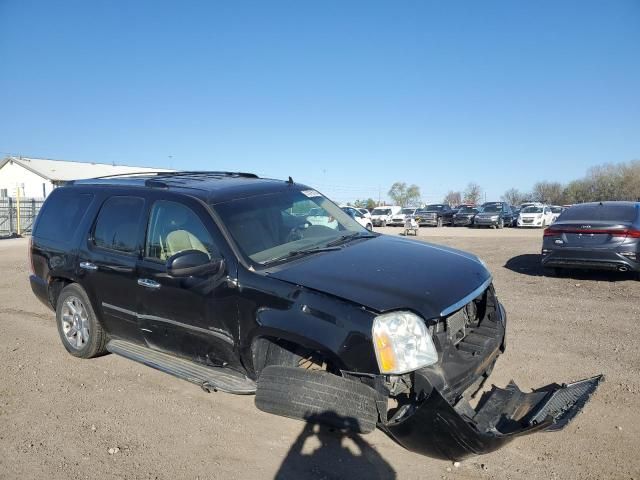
xmin=79 ymin=262 xmax=98 ymax=271
xmin=137 ymin=278 xmax=161 ymax=289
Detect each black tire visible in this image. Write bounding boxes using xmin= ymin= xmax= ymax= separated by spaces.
xmin=498 ymin=218 xmax=504 ymax=229
xmin=255 ymin=365 xmax=378 ymax=434
xmin=55 ymin=283 xmax=108 ymax=359
xmin=437 ymin=217 xmax=443 ymax=228
xmin=381 ymin=220 xmax=387 ymax=227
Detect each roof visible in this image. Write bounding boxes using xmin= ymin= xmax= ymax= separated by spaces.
xmin=0 ymin=156 xmax=173 ymax=182
xmin=67 ymin=171 xmax=300 ymax=204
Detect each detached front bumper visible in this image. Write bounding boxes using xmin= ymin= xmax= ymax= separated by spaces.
xmin=377 ymin=301 xmax=602 ymax=460
xmin=382 ymin=375 xmax=602 ymax=460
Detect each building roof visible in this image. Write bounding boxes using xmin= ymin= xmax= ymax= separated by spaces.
xmin=0 ymin=156 xmax=172 ymax=182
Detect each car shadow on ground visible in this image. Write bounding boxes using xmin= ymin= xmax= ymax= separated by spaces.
xmin=275 ymin=413 xmax=396 ymax=480
xmin=504 ymin=254 xmax=637 ymax=281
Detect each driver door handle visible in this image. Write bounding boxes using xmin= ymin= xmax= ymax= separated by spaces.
xmin=138 ymin=278 xmax=161 ymax=289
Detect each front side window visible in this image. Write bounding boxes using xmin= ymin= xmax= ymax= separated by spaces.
xmin=93 ymin=196 xmax=144 ymax=253
xmin=145 ymin=200 xmax=215 ymax=261
xmin=214 ymin=189 xmax=367 ymax=265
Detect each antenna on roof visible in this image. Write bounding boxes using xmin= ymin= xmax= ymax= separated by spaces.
xmin=287 ymin=176 xmax=294 ymax=184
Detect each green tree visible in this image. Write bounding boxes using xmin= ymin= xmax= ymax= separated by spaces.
xmin=388 ymin=182 xmax=421 ymax=207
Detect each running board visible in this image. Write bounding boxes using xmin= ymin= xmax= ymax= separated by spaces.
xmin=106 ymin=339 xmax=256 ymax=395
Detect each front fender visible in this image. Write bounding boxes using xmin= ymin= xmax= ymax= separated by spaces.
xmin=239 ymin=283 xmax=379 ymax=377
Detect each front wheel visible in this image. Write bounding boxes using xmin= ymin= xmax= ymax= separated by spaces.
xmin=437 ymin=218 xmax=443 ymax=228
xmin=498 ymin=218 xmax=504 ymax=229
xmin=255 ymin=366 xmax=378 ymax=434
xmin=56 ymin=283 xmax=108 ymax=358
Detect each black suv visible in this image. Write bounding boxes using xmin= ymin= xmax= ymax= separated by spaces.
xmin=473 ymin=202 xmax=515 ymax=228
xmin=29 ymin=171 xmax=600 ymax=461
xmin=415 ymin=204 xmax=455 ymax=227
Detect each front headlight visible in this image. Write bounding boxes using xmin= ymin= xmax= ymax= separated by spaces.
xmin=490 ymin=215 xmax=499 ymax=220
xmin=372 ymin=311 xmax=438 ymax=374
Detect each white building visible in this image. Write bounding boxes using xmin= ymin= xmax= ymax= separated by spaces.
xmin=0 ymin=156 xmax=171 ymax=198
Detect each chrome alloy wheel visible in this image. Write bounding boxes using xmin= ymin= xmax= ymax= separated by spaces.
xmin=61 ymin=296 xmax=90 ymax=349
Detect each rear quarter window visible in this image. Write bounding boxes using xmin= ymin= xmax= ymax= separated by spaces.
xmin=35 ymin=190 xmax=94 ymax=244
xmin=559 ymin=204 xmax=638 ymax=223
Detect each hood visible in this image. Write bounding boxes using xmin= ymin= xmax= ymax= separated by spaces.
xmin=266 ymin=235 xmax=491 ymax=319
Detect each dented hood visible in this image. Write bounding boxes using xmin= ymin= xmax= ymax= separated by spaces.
xmin=267 ymin=235 xmax=491 ymax=317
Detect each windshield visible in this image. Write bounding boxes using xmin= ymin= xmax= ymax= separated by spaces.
xmin=214 ymin=189 xmax=367 ymax=265
xmin=371 ymin=208 xmax=391 ymax=215
xmin=400 ymin=208 xmax=414 ymax=215
xmin=426 ymin=204 xmax=444 ymax=211
xmin=551 ymin=206 xmax=563 ymax=213
xmin=522 ymin=206 xmax=543 ymax=213
xmin=483 ymin=205 xmax=502 ymax=213
xmin=458 ymin=206 xmax=476 ymax=213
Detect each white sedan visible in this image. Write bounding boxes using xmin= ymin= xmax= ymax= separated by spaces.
xmin=517 ymin=205 xmax=554 ymax=228
xmin=341 ymin=206 xmax=373 ymax=230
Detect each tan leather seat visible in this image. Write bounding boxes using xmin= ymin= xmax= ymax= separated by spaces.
xmin=163 ymin=229 xmax=209 ymax=259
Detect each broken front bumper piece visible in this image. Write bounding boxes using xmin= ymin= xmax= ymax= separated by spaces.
xmin=383 ymin=375 xmax=602 ymax=461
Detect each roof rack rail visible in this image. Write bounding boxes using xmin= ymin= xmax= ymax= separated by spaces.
xmin=86 ymin=170 xmax=259 ymax=180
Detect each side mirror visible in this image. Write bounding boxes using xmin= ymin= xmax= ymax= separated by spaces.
xmin=166 ymin=250 xmax=223 ymax=277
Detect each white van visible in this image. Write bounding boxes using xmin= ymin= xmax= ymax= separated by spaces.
xmin=370 ymin=205 xmax=402 ymax=227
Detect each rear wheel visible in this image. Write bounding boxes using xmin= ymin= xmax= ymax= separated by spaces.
xmin=55 ymin=283 xmax=108 ymax=358
xmin=255 ymin=365 xmax=378 ymax=434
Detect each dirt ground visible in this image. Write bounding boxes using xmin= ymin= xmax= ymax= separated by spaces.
xmin=1 ymin=228 xmax=638 ymax=480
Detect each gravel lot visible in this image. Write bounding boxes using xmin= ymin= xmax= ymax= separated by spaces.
xmin=1 ymin=228 xmax=638 ymax=480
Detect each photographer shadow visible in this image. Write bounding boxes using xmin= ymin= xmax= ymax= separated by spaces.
xmin=275 ymin=412 xmax=396 ymax=480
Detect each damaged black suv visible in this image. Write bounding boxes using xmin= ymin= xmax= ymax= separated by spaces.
xmin=29 ymin=171 xmax=601 ymax=461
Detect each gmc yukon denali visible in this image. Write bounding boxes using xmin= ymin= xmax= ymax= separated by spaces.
xmin=29 ymin=171 xmax=601 ymax=461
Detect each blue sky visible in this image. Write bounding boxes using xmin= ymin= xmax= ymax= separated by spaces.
xmin=1 ymin=1 xmax=638 ymax=203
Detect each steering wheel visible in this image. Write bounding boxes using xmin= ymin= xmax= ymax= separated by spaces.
xmin=286 ymin=221 xmax=312 ymax=243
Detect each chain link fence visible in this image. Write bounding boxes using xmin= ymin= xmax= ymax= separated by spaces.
xmin=0 ymin=197 xmax=45 ymax=237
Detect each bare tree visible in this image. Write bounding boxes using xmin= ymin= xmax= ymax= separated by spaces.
xmin=388 ymin=182 xmax=422 ymax=207
xmin=463 ymin=182 xmax=482 ymax=205
xmin=501 ymin=188 xmax=528 ymax=206
xmin=532 ymin=181 xmax=564 ymax=205
xmin=443 ymin=191 xmax=462 ymax=206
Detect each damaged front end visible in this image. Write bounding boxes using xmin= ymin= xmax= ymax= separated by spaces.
xmin=378 ymin=373 xmax=602 ymax=460
xmin=361 ymin=284 xmax=603 ymax=461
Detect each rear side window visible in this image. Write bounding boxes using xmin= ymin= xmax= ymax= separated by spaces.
xmin=559 ymin=204 xmax=638 ymax=223
xmin=35 ymin=190 xmax=93 ymax=244
xmin=93 ymin=196 xmax=145 ymax=253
